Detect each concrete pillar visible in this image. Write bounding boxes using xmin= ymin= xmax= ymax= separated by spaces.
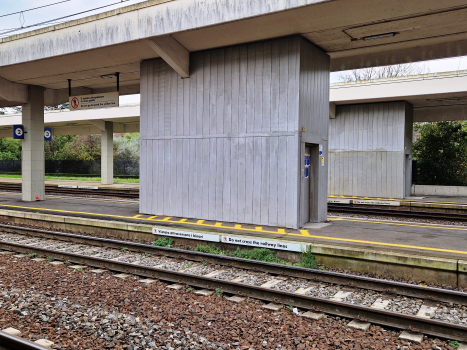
xmin=22 ymin=85 xmax=45 ymax=201
xmin=101 ymin=121 xmax=113 ymax=185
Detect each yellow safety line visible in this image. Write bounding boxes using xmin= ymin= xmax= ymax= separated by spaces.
xmin=332 ymin=217 xmax=467 ymax=232
xmin=328 ymin=195 xmax=467 ymax=206
xmin=0 ymin=203 xmax=309 ymax=237
xmin=304 ymin=232 xmax=467 ymax=255
xmin=0 ymin=202 xmax=465 ymax=254
xmin=0 ymin=191 xmax=137 ymax=205
xmin=319 ymin=217 xmax=467 ymax=255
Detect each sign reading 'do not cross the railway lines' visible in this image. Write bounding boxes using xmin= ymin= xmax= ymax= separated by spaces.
xmin=152 ymin=228 xmax=220 ymax=242
xmin=353 ymin=199 xmax=401 ymax=206
xmin=221 ymin=236 xmax=308 ymax=253
xmin=69 ymin=92 xmax=119 ymax=111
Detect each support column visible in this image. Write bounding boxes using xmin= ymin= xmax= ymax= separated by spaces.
xmin=101 ymin=121 xmax=113 ymax=185
xmin=22 ymin=85 xmax=45 ymax=201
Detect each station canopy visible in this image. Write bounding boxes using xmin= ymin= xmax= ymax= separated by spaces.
xmin=1 ymin=0 xmax=467 ymax=107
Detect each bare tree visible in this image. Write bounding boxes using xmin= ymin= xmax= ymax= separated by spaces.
xmin=338 ymin=62 xmax=429 ymax=82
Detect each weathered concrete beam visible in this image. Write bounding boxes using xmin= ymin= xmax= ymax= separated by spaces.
xmin=329 ymin=102 xmax=336 ymax=119
xmin=147 ymin=35 xmax=189 ymax=78
xmin=44 ymin=87 xmax=92 ymax=107
xmin=0 ymin=76 xmax=28 ymax=103
xmin=414 ymin=104 xmax=467 ymax=122
xmin=51 ymin=123 xmax=139 ymax=136
xmin=88 ymin=120 xmax=106 ymax=131
xmin=93 ymin=84 xmax=140 ymax=95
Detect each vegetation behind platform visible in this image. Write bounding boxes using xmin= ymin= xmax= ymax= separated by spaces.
xmin=413 ymin=121 xmax=467 ymax=186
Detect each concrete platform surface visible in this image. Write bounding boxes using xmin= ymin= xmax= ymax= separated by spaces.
xmin=0 ymin=177 xmax=138 ymax=191
xmin=330 ymin=194 xmax=467 ymax=205
xmin=0 ymin=192 xmax=467 ymax=261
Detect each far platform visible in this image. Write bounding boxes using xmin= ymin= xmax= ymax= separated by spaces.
xmin=0 ymin=191 xmax=466 ymax=262
xmin=328 ymin=194 xmax=467 ymax=213
xmin=0 ymin=177 xmax=139 ymax=191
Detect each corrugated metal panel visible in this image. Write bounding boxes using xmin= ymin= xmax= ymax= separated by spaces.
xmin=140 ymin=37 xmax=315 ymax=228
xmin=328 ymin=102 xmax=409 ymax=198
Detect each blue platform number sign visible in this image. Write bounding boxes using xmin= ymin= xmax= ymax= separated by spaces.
xmin=44 ymin=128 xmax=52 ymax=141
xmin=304 ymin=154 xmax=310 ymax=178
xmin=13 ymin=125 xmax=24 ymax=139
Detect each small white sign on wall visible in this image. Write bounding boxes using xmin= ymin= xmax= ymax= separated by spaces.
xmin=327 ymin=198 xmax=351 ymax=204
xmin=221 ymin=235 xmax=307 ymax=252
xmin=353 ymin=200 xmax=401 ymax=206
xmin=152 ymin=228 xmax=220 ymax=242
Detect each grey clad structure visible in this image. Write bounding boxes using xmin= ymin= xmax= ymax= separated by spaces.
xmin=140 ymin=36 xmax=329 ymax=229
xmin=328 ymin=102 xmax=413 ymax=199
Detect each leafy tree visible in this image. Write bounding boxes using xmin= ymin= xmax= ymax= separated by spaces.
xmin=413 ymin=122 xmax=467 ymax=186
xmin=0 ymin=138 xmax=21 ymax=160
xmin=61 ymin=135 xmax=102 ymax=161
xmin=44 ymin=135 xmax=77 ymax=161
xmin=114 ymin=133 xmax=139 ymax=162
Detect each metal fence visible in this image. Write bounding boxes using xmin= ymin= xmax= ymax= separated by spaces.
xmin=0 ymin=159 xmax=139 ymax=176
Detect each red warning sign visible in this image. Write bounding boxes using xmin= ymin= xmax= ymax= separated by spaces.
xmin=70 ymin=97 xmax=80 ymax=110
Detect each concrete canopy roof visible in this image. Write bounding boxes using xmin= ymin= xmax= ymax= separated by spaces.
xmin=330 ymin=70 xmax=467 ymax=122
xmin=0 ymin=104 xmax=140 ymax=137
xmin=1 ymin=0 xmax=467 ymax=107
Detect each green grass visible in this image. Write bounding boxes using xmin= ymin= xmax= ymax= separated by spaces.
xmin=0 ymin=174 xmax=139 ymax=183
xmin=296 ymin=247 xmax=318 ymax=269
xmin=195 ymin=245 xmax=290 ymax=265
xmin=195 ymin=244 xmax=319 ymax=269
xmin=447 ymin=341 xmax=460 ymax=349
xmin=152 ymin=237 xmax=174 ymax=248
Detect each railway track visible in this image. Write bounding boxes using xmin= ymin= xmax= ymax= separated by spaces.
xmin=0 ymin=224 xmax=466 ymax=342
xmin=0 ymin=184 xmax=139 ymax=199
xmin=328 ymin=204 xmax=467 ymax=222
xmin=0 ymin=330 xmax=49 ymax=350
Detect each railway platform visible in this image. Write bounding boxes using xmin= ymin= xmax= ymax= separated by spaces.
xmin=0 ymin=191 xmax=465 ymax=256
xmin=0 ymin=177 xmax=139 ymax=192
xmin=0 ymin=191 xmax=466 ymax=286
xmin=329 ymin=194 xmax=467 ymax=215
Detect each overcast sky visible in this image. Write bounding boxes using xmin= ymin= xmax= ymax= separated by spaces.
xmin=2 ymin=0 xmax=467 ymax=104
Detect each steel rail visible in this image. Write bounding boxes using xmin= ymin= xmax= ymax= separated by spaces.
xmin=328 ymin=204 xmax=467 ymax=222
xmin=0 ymin=240 xmax=466 ymax=341
xmin=2 ymin=223 xmax=467 ymax=306
xmin=0 ymin=331 xmax=49 ymax=350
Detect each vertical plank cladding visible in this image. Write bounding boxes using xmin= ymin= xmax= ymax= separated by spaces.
xmin=298 ymin=38 xmax=330 ymax=224
xmin=328 ymin=101 xmax=408 ymax=198
xmin=140 ymin=36 xmax=328 ymax=228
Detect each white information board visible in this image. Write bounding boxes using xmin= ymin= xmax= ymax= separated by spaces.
xmin=327 ymin=198 xmax=351 ymax=204
xmin=69 ymin=92 xmax=119 ymax=111
xmin=221 ymin=235 xmax=307 ymax=252
xmin=152 ymin=228 xmax=220 ymax=242
xmin=353 ymin=200 xmax=401 ymax=206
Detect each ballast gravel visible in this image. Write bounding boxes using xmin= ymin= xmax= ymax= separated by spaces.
xmin=0 ymin=255 xmax=458 ymax=350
